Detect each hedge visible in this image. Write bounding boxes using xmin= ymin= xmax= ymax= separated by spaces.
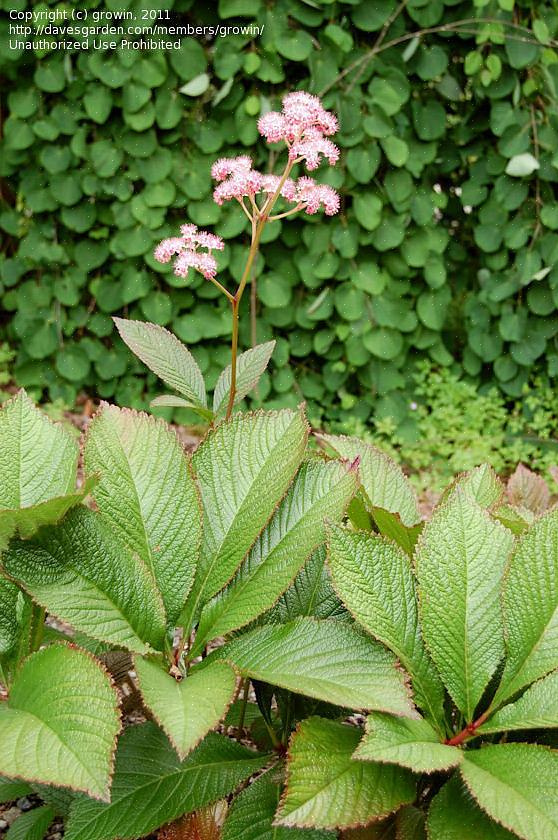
xmin=1 ymin=0 xmax=557 ymax=429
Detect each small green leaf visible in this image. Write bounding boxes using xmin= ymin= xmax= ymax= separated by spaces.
xmin=479 ymin=670 xmax=558 ymax=734
xmin=213 ymin=341 xmax=276 ymax=416
xmin=179 ymin=73 xmax=210 ymax=96
xmin=354 ymin=713 xmax=462 ymax=773
xmin=505 ymin=153 xmax=540 ymax=177
xmin=0 ymin=577 xmax=22 ymax=655
xmin=5 ymin=805 xmax=55 ymax=840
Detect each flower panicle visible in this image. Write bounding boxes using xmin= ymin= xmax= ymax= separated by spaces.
xmin=154 ymin=223 xmax=224 ymax=280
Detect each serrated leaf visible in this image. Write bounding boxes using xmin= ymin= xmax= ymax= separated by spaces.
xmin=5 ymin=805 xmax=55 ymax=840
xmin=0 ymin=777 xmax=33 ymax=804
xmin=84 ymin=404 xmax=201 ymax=624
xmin=371 ymin=508 xmax=423 ymax=556
xmin=265 ymin=546 xmax=347 ymax=624
xmin=213 ymin=341 xmax=276 ymax=416
xmin=494 ymin=508 xmax=558 ymax=705
xmin=427 ymin=775 xmax=516 ymax=839
xmin=327 ymin=526 xmax=444 ymax=730
xmin=2 ymin=507 xmax=167 ymax=653
xmin=415 ymin=491 xmax=514 ymax=720
xmin=507 ymin=463 xmax=550 ymax=514
xmin=354 ymin=713 xmax=462 ymax=773
xmin=222 ymin=767 xmax=335 ymax=840
xmin=444 ymin=464 xmax=504 ymax=509
xmin=192 ymin=460 xmax=358 ymax=653
xmin=317 ymin=435 xmax=419 ymax=526
xmin=134 ymin=657 xmax=237 ymax=759
xmin=65 ymin=724 xmax=267 ymax=840
xmin=481 ymin=668 xmax=558 ymax=734
xmin=396 ymin=805 xmax=426 ymax=840
xmin=113 ymin=318 xmax=207 ymax=408
xmin=276 ymin=717 xmax=415 ymax=830
xmin=0 ymin=645 xmax=120 ymax=800
xmin=461 ymin=744 xmax=558 ymax=840
xmin=181 ymin=409 xmax=308 ymax=629
xmin=221 ymin=618 xmax=417 ymax=717
xmin=493 ymin=503 xmax=532 ymax=535
xmin=0 ymin=577 xmax=20 ymax=655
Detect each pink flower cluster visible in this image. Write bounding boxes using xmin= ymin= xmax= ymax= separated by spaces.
xmin=258 ymin=92 xmax=340 ymax=170
xmin=154 ymin=223 xmax=224 ymax=280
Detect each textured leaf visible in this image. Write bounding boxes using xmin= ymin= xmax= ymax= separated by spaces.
xmin=65 ymin=724 xmax=267 ymax=840
xmin=354 ymin=713 xmax=462 ymax=773
xmin=193 ymin=460 xmax=358 ymax=653
xmin=221 ymin=618 xmax=417 ymax=717
xmin=0 ymin=777 xmax=33 ymax=804
xmin=5 ymin=805 xmax=55 ymax=840
xmin=395 ymin=806 xmax=426 ymax=840
xmin=427 ymin=775 xmax=516 ymax=839
xmin=415 ymin=492 xmax=514 ymax=720
xmin=213 ymin=341 xmax=276 ymax=416
xmin=0 ymin=645 xmax=120 ymax=800
xmin=0 ymin=577 xmax=20 ymax=655
xmin=113 ymin=318 xmax=207 ymax=408
xmin=276 ymin=717 xmax=415 ymax=829
xmin=480 ymin=669 xmax=558 ymax=734
xmin=444 ymin=464 xmax=504 ymax=509
xmin=84 ymin=404 xmax=201 ymax=624
xmin=2 ymin=507 xmax=167 ymax=653
xmin=222 ymin=768 xmax=335 ymax=840
xmin=327 ymin=526 xmax=444 ymax=730
xmin=134 ymin=657 xmax=237 ymax=759
xmin=264 ymin=546 xmax=347 ymax=624
xmin=494 ymin=508 xmax=558 ymax=705
xmin=493 ymin=503 xmax=533 ymax=535
xmin=182 ymin=409 xmax=308 ymax=628
xmin=371 ymin=508 xmax=423 ymax=556
xmin=507 ymin=463 xmax=550 ymax=514
xmin=461 ymin=744 xmax=558 ymax=840
xmin=317 ymin=435 xmax=419 ymax=526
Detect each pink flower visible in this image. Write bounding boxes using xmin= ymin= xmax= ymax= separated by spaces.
xmin=295 ymin=177 xmax=340 ymax=216
xmin=289 ymin=128 xmax=340 ymax=171
xmin=154 ymin=223 xmax=223 ymax=280
xmin=257 ymin=93 xmax=339 ymax=170
xmin=211 ymin=155 xmax=253 ymax=182
xmin=211 ymin=155 xmax=264 ymax=205
xmin=282 ymin=92 xmax=338 ymax=136
xmin=260 ymin=174 xmax=297 ymax=202
xmin=257 ymin=112 xmax=287 ymax=144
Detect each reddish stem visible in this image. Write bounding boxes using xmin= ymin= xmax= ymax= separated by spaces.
xmin=445 ymin=710 xmax=490 ymax=746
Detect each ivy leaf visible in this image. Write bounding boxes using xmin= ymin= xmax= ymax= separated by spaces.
xmin=221 ymin=618 xmax=417 ymax=717
xmin=84 ymin=404 xmax=201 ymax=624
xmin=5 ymin=805 xmax=56 ymax=840
xmin=64 ymin=724 xmax=267 ymax=840
xmin=461 ymin=744 xmax=558 ymax=840
xmin=415 ymin=491 xmax=513 ymax=721
xmin=327 ymin=525 xmax=445 ymax=731
xmin=113 ymin=318 xmax=207 ymax=409
xmin=505 ymin=153 xmax=540 ymax=177
xmin=192 ymin=459 xmax=358 ymax=653
xmin=275 ymin=717 xmax=415 ymax=830
xmin=0 ymin=645 xmax=120 ymax=801
xmin=479 ymin=669 xmax=558 ymax=734
xmin=354 ymin=713 xmax=462 ymax=773
xmin=181 ymin=409 xmax=308 ymax=629
xmin=427 ymin=775 xmax=516 ymax=839
xmin=212 ymin=341 xmax=276 ymax=417
xmin=134 ymin=657 xmax=237 ymax=759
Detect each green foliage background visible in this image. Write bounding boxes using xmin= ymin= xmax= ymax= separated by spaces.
xmin=1 ymin=0 xmax=558 ymax=430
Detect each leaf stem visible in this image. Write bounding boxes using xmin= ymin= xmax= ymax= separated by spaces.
xmin=444 ymin=709 xmax=490 ymax=746
xmin=236 ymin=677 xmax=250 ymax=740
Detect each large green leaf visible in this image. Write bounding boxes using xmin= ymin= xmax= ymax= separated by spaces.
xmin=266 ymin=546 xmax=347 ymax=623
xmin=0 ymin=645 xmax=120 ymax=800
xmin=192 ymin=460 xmax=358 ymax=653
xmin=5 ymin=805 xmax=56 ymax=840
xmin=461 ymin=744 xmax=558 ymax=840
xmin=134 ymin=657 xmax=237 ymax=759
xmin=213 ymin=340 xmax=276 ymax=416
xmin=222 ymin=767 xmax=335 ymax=840
xmin=327 ymin=525 xmax=444 ymax=730
xmin=113 ymin=318 xmax=207 ymax=408
xmin=354 ymin=713 xmax=462 ymax=773
xmin=2 ymin=507 xmax=166 ymax=653
xmin=84 ymin=404 xmax=201 ymax=624
xmin=427 ymin=775 xmax=516 ymax=839
xmin=415 ymin=492 xmax=514 ymax=720
xmin=0 ymin=577 xmax=21 ymax=655
xmin=275 ymin=717 xmax=415 ymax=829
xmin=494 ymin=509 xmax=558 ymax=706
xmin=181 ymin=409 xmax=308 ymax=629
xmin=65 ymin=723 xmax=267 ymax=840
xmin=221 ymin=618 xmax=417 ymax=717
xmin=479 ymin=669 xmax=558 ymax=734
xmin=317 ymin=435 xmax=419 ymax=526
xmin=444 ymin=464 xmax=504 ymax=510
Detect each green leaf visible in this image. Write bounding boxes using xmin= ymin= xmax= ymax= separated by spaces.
xmin=265 ymin=546 xmax=347 ymax=623
xmin=181 ymin=409 xmax=308 ymax=628
xmin=179 ymin=73 xmax=210 ymax=96
xmin=427 ymin=775 xmax=516 ymax=839
xmin=461 ymin=744 xmax=558 ymax=840
xmin=222 ymin=768 xmax=335 ymax=840
xmin=64 ymin=724 xmax=267 ymax=840
xmin=479 ymin=669 xmax=558 ymax=734
xmin=327 ymin=526 xmax=444 ymax=730
xmin=494 ymin=509 xmax=558 ymax=705
xmin=445 ymin=464 xmax=504 ymax=510
xmin=0 ymin=577 xmax=21 ymax=655
xmin=0 ymin=778 xmax=33 ymax=804
xmin=505 ymin=153 xmax=540 ymax=177
xmin=221 ymin=618 xmax=417 ymax=716
xmin=192 ymin=459 xmax=358 ymax=653
xmin=213 ymin=341 xmax=276 ymax=416
xmin=84 ymin=404 xmax=201 ymax=624
xmin=5 ymin=805 xmax=55 ymax=840
xmin=371 ymin=508 xmax=423 ymax=556
xmin=0 ymin=645 xmax=120 ymax=800
xmin=113 ymin=318 xmax=207 ymax=408
xmin=396 ymin=805 xmax=426 ymax=840
xmin=415 ymin=492 xmax=513 ymax=720
xmin=317 ymin=435 xmax=419 ymax=526
xmin=275 ymin=717 xmax=415 ymax=830
xmin=2 ymin=507 xmax=167 ymax=653
xmin=134 ymin=658 xmax=237 ymax=759
xmin=354 ymin=713 xmax=462 ymax=773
